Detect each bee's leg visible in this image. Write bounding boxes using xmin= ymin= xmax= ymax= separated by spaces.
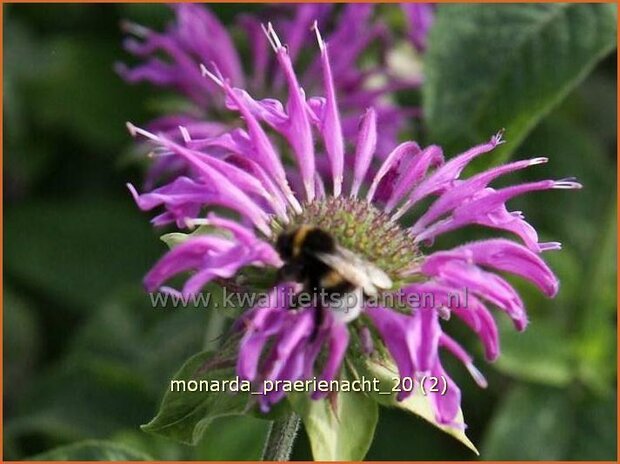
xmin=289 ymin=292 xmax=300 ymax=310
xmin=277 ymin=262 xmax=302 ymax=284
xmin=310 ymin=305 xmax=323 ymax=341
xmin=307 ymin=278 xmax=323 ymax=341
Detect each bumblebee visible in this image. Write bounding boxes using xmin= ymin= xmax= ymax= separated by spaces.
xmin=275 ymin=225 xmax=392 ymax=330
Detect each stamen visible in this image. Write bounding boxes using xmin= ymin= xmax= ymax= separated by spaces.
xmin=553 ymin=179 xmax=582 ymax=189
xmin=120 ymin=20 xmax=151 ymax=38
xmin=466 ymin=363 xmax=488 ymax=388
xmin=178 ymin=126 xmax=191 ymax=143
xmin=261 ymin=22 xmax=283 ymax=53
xmin=126 ymin=122 xmax=160 ymax=142
xmin=160 ymin=286 xmax=183 ymax=298
xmin=529 ymin=157 xmax=548 ymax=165
xmin=491 ymin=128 xmax=506 ymax=146
xmin=200 ymin=63 xmax=224 ymax=87
xmin=147 ymin=148 xmax=175 ymax=158
xmin=312 ymin=20 xmax=325 ymax=52
xmin=539 ymin=242 xmax=562 ymax=251
xmin=184 ymin=218 xmax=211 ymax=228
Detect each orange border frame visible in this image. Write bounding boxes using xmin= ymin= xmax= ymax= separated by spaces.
xmin=0 ymin=1 xmax=617 ymax=463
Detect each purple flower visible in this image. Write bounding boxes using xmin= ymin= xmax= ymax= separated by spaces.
xmin=127 ymin=25 xmax=579 ymax=427
xmin=118 ymin=4 xmax=431 ymax=188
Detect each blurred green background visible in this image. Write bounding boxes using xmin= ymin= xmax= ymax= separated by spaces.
xmin=3 ymin=4 xmax=617 ymax=461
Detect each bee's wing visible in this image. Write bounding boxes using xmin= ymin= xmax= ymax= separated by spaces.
xmin=315 ymin=247 xmax=392 ymax=297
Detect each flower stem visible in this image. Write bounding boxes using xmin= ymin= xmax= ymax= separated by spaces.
xmin=261 ymin=412 xmax=301 ymax=461
xmin=203 ymin=310 xmax=226 ymax=350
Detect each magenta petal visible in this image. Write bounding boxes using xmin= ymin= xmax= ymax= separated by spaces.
xmin=414 ymin=181 xmax=563 ymax=251
xmin=366 ymin=307 xmax=417 ymax=401
xmin=204 ymin=213 xmax=281 ymax=266
xmin=440 ymin=334 xmax=488 ymax=388
xmin=181 ymin=246 xmax=250 ymax=296
xmin=237 ymin=15 xmax=270 ymax=91
xmin=267 ymin=310 xmax=314 ymax=381
xmin=157 ymin=137 xmax=271 ymax=234
xmin=411 ymin=157 xmax=548 ymax=233
xmin=429 ymin=361 xmax=462 ymax=427
xmin=423 ymin=259 xmax=528 ymax=330
xmin=394 ymin=132 xmax=503 ymax=220
xmin=143 ymin=235 xmax=232 ymax=292
xmin=269 ymin=34 xmax=317 ymax=202
xmin=402 ymin=4 xmax=435 ymax=52
xmin=351 ymin=108 xmax=378 ymax=198
xmin=410 ymin=307 xmax=441 ymax=373
xmin=172 ymin=4 xmax=244 ymax=87
xmin=127 ymin=177 xmax=212 ymax=226
xmin=237 ymin=287 xmax=295 ymax=380
xmin=403 ymin=282 xmax=500 ymax=361
xmin=424 ymin=239 xmax=559 ymax=297
xmin=313 ymin=318 xmax=349 ymax=399
xmin=262 ymin=348 xmax=306 ymax=408
xmin=238 ymin=327 xmax=274 ymax=381
xmin=451 ymin=295 xmax=500 ymax=362
xmin=315 ymin=30 xmax=345 ymax=197
xmin=384 ymin=144 xmax=443 ymax=211
xmin=367 ymin=141 xmax=422 ymax=203
xmin=214 ymin=79 xmax=294 ymax=205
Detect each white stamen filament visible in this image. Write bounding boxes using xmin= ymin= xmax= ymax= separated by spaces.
xmin=126 ymin=122 xmax=160 ymax=142
xmin=312 ymin=20 xmax=326 ymax=52
xmin=184 ymin=218 xmax=211 ymax=229
xmin=200 ymin=63 xmax=224 ymax=87
xmin=530 ymin=157 xmax=548 ymax=165
xmin=120 ymin=20 xmax=151 ymax=38
xmin=178 ymin=126 xmax=191 ymax=143
xmin=466 ymin=363 xmax=488 ymax=389
xmin=147 ymin=148 xmax=175 ymax=158
xmin=261 ymin=22 xmax=283 ymax=52
xmin=539 ymin=242 xmax=562 ymax=251
xmin=553 ymin=179 xmax=582 ymax=189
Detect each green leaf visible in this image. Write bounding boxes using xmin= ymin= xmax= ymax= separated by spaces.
xmin=5 ymin=356 xmax=154 ymax=444
xmin=4 ymin=288 xmax=39 ymax=399
xmin=567 ymin=394 xmax=617 ymax=460
xmin=141 ymin=348 xmax=253 ymax=445
xmin=160 ymin=225 xmax=226 ymax=249
xmin=576 ymin=199 xmax=617 ymax=392
xmin=193 ymin=415 xmax=270 ymax=460
xmin=28 ymin=440 xmax=153 ymax=461
xmin=515 ymin=111 xmax=613 ymax=257
xmin=358 ymin=356 xmax=478 ymax=455
xmin=4 ymin=197 xmax=160 ymax=311
xmin=288 ymin=385 xmax=379 ymax=460
xmin=26 ymin=36 xmax=152 ymax=151
xmin=481 ymin=386 xmax=617 ymax=460
xmin=424 ymin=4 xmax=617 ymax=161
xmin=111 ymin=416 xmax=271 ymax=461
xmin=493 ymin=319 xmax=573 ymax=387
xmin=481 ymin=385 xmax=573 ymax=459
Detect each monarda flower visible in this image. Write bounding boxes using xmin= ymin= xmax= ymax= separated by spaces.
xmin=127 ymin=25 xmax=579 ymax=429
xmin=118 ymin=4 xmax=432 ymax=188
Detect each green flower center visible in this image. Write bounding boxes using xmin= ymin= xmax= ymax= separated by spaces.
xmin=271 ymin=196 xmax=422 ymax=283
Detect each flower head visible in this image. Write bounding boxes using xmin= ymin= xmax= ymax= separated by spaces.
xmin=118 ymin=5 xmax=431 ymax=188
xmin=128 ymin=25 xmax=580 ymax=427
